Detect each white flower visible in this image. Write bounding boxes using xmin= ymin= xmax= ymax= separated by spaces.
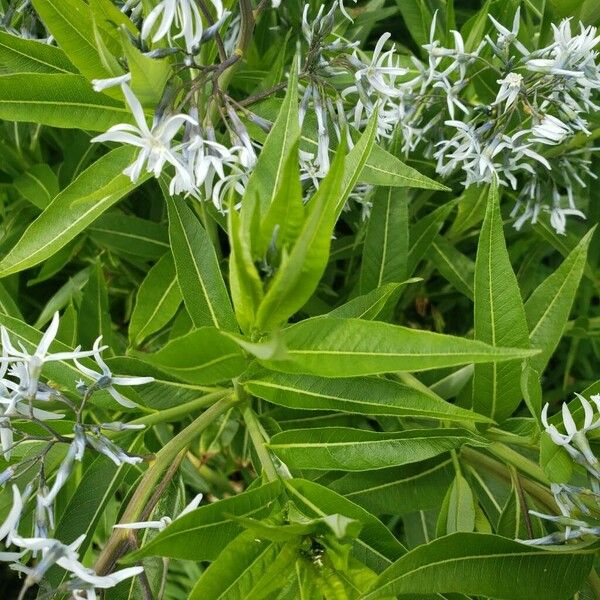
xmin=494 ymin=72 xmax=524 ymax=108
xmin=487 ymin=7 xmax=529 ymax=55
xmin=73 ymin=336 xmax=153 ymax=408
xmin=0 ymin=312 xmax=97 ymax=399
xmin=92 ymin=73 xmax=131 ymax=93
xmin=91 ymin=84 xmax=196 ymax=186
xmin=353 ymin=33 xmax=408 ymax=98
xmin=0 ymin=485 xmax=26 ymax=543
xmin=114 ymin=493 xmax=203 ymax=532
xmin=141 ymin=0 xmax=222 ymax=54
xmin=541 ymin=394 xmax=600 ymax=470
xmin=531 ymin=114 xmax=571 ymax=144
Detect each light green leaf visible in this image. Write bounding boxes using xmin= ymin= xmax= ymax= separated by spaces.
xmin=89 ymin=213 xmax=169 ymax=259
xmin=431 ymin=238 xmax=474 ymax=300
xmin=131 ymin=327 xmax=247 ymax=385
xmin=244 ymin=371 xmax=492 ymax=422
xmin=260 ymin=317 xmax=539 ymax=376
xmin=407 ymin=201 xmax=456 ymax=275
xmin=268 ymin=427 xmax=488 ymax=471
xmin=284 ymin=478 xmax=406 ymax=572
xmin=167 ymin=195 xmax=236 ymax=331
xmin=472 ymin=186 xmax=529 ymax=422
xmin=30 ymin=0 xmax=113 ymax=80
xmin=13 ymin=164 xmax=59 ymax=210
xmin=77 ymin=260 xmax=112 ymax=348
xmin=329 ymin=458 xmax=454 ymax=515
xmin=364 ymin=532 xmax=594 ymax=600
xmin=525 ymin=228 xmax=594 ymax=373
xmin=129 ymin=482 xmax=282 ymax=560
xmin=0 ymin=30 xmax=75 ymax=74
xmin=0 ymin=147 xmax=146 ymax=278
xmin=0 ymin=73 xmax=130 ymax=130
xmin=129 ymin=253 xmax=182 ymax=347
xmin=359 ymin=186 xmax=409 ymax=294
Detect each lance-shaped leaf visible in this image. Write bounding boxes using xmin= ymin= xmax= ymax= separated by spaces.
xmin=89 ymin=213 xmax=169 ymax=259
xmin=525 ymin=228 xmax=594 ymax=374
xmin=329 ymin=458 xmax=454 ymax=515
xmin=30 ymin=0 xmax=116 ymax=80
xmin=167 ymin=195 xmax=236 ymax=331
xmin=253 ymin=131 xmax=347 ymax=331
xmin=131 ymin=327 xmax=247 ymax=385
xmin=260 ymin=317 xmax=539 ymax=377
xmin=325 ymin=281 xmax=417 ymax=321
xmin=129 ymin=254 xmax=182 ymax=347
xmin=284 ymin=478 xmax=405 ymax=572
xmin=0 ymin=30 xmax=76 ymax=74
xmin=268 ymin=427 xmax=488 ymax=471
xmin=0 ymin=147 xmax=146 ymax=278
xmin=364 ymin=532 xmax=595 ymax=600
xmin=188 ymin=531 xmax=292 ymax=600
xmin=0 ymin=73 xmax=130 ymax=131
xmin=243 ymin=371 xmax=492 ymax=423
xmin=472 ymin=186 xmax=529 ymax=422
xmin=129 ymin=481 xmax=281 ymax=561
xmin=359 ymin=186 xmax=409 ymax=294
xmin=407 ymin=200 xmax=457 ymax=276
xmin=241 ymin=62 xmax=300 ymax=255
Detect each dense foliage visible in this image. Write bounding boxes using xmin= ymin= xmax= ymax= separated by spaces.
xmin=0 ymin=0 xmax=600 ymax=598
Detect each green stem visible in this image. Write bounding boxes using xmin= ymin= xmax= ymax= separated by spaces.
xmin=487 ymin=442 xmax=550 ymax=486
xmin=461 ymin=447 xmax=556 ymax=512
xmin=237 ymin=383 xmax=278 ymax=482
xmin=95 ymin=394 xmax=236 ymax=574
xmin=128 ymin=389 xmax=230 ymax=428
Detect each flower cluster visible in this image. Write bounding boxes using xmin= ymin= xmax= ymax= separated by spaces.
xmin=0 ymin=312 xmax=153 ymax=597
xmin=87 ymin=2 xmax=600 ymax=231
xmin=525 ymin=393 xmax=600 ymax=545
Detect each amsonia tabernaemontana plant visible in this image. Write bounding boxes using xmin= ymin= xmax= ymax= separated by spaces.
xmin=0 ymin=0 xmax=600 ymax=598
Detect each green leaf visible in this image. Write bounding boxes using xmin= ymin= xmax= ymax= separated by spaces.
xmin=254 ymin=133 xmax=347 ymax=331
xmin=241 ymin=62 xmax=299 ymax=253
xmin=525 ymin=228 xmax=594 ymax=373
xmin=0 ymin=30 xmax=76 ymax=74
xmin=364 ymin=532 xmax=594 ymax=600
xmin=77 ymin=260 xmax=112 ymax=348
xmin=329 ymin=458 xmax=454 ymax=515
xmin=444 ymin=474 xmax=476 ymax=534
xmin=395 ymin=0 xmax=433 ymax=46
xmin=0 ymin=147 xmax=146 ymax=278
xmin=268 ymin=427 xmax=488 ymax=471
xmin=284 ymin=479 xmax=406 ymax=572
xmin=30 ymin=0 xmax=114 ymax=80
xmin=13 ymin=164 xmax=59 ymax=210
xmin=131 ymin=327 xmax=247 ymax=385
xmin=121 ymin=31 xmax=170 ymax=106
xmin=431 ymin=238 xmax=474 ymax=300
xmin=167 ymin=195 xmax=237 ymax=331
xmin=244 ymin=371 xmax=492 ymax=422
xmin=89 ymin=213 xmax=169 ymax=259
xmin=188 ymin=531 xmax=289 ymax=600
xmin=129 ymin=253 xmax=182 ymax=346
xmin=130 ymin=481 xmax=281 ymax=560
xmin=260 ymin=317 xmax=539 ymax=377
xmin=0 ymin=73 xmax=130 ymax=130
xmin=540 ymin=431 xmax=573 ymax=484
xmin=359 ymin=186 xmax=409 ymax=294
xmin=326 ymin=282 xmax=415 ymax=321
xmin=472 ymin=186 xmax=529 ymax=422
xmin=228 ymin=199 xmax=264 ymax=334
xmin=407 ymin=201 xmax=456 ymax=276
xmin=0 ymin=282 xmax=22 ymax=319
